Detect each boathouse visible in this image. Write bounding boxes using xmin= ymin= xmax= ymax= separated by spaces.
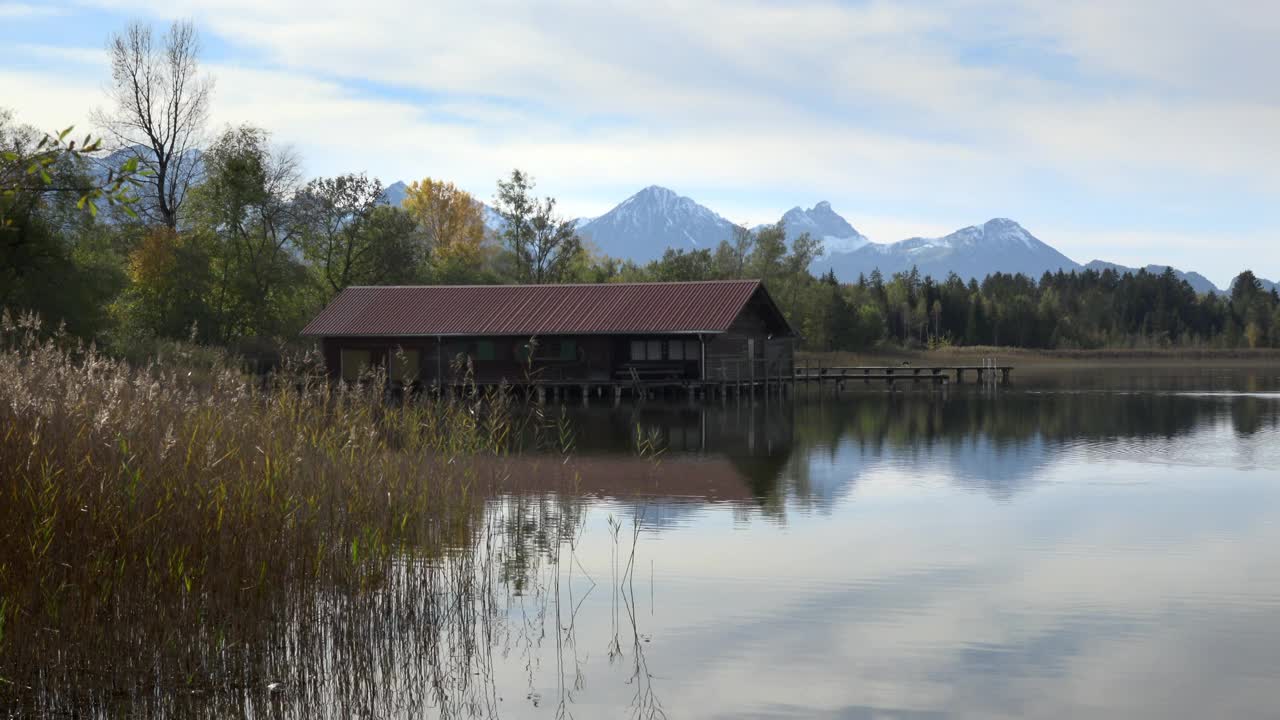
xmin=301 ymin=280 xmax=796 ymax=388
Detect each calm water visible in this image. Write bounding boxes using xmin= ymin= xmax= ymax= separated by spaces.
xmin=14 ymin=366 xmax=1280 ymax=719
xmin=476 ymin=365 xmax=1280 ymax=719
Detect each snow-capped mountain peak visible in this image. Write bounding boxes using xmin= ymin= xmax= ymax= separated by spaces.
xmin=814 ymin=218 xmax=1081 ymax=282
xmin=577 ymin=186 xmax=737 ymax=261
xmin=775 ymin=201 xmax=870 ymax=254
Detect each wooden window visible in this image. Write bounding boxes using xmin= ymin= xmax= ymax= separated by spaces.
xmin=340 ymin=348 xmax=371 ymax=382
xmin=559 ymin=339 xmax=576 ymax=360
xmin=515 ymin=341 xmax=533 ymax=362
xmin=668 ymin=340 xmax=684 ymax=360
xmin=646 ymin=340 xmax=662 ymax=360
xmin=390 ymin=348 xmax=419 ymax=382
xmin=476 ymin=340 xmax=495 ymax=361
xmin=630 ymin=340 xmax=645 ymax=360
xmin=685 ymin=340 xmax=700 ymax=361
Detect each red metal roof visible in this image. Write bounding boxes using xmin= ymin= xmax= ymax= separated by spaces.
xmin=301 ymin=280 xmax=779 ymax=337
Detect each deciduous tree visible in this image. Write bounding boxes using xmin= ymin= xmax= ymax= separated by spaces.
xmin=296 ymin=173 xmax=417 ymax=293
xmin=94 ymin=20 xmax=212 ymax=229
xmin=401 ymin=177 xmax=487 ymax=280
xmin=493 ymin=169 xmax=582 ymax=284
xmin=188 ymin=125 xmax=303 ymax=341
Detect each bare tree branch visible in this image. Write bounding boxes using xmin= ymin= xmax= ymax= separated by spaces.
xmin=92 ymin=20 xmax=213 ymax=229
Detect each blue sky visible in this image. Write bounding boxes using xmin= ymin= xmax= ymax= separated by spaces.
xmin=2 ymin=0 xmax=1277 ymax=287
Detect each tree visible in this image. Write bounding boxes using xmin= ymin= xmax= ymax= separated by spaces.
xmin=493 ymin=169 xmax=582 ymax=284
xmin=647 ymin=248 xmax=717 ymax=281
xmin=188 ymin=125 xmax=303 ymax=341
xmin=747 ymin=222 xmax=788 ymax=282
xmin=296 ymin=173 xmax=417 ymax=293
xmin=114 ymin=226 xmax=214 ymax=341
xmin=401 ymin=177 xmax=488 ymax=280
xmin=714 ymin=225 xmax=755 ymax=279
xmin=2 ymin=110 xmax=145 ymax=227
xmin=94 ymin=20 xmax=213 ymax=229
xmin=357 ymin=205 xmax=421 ymax=285
xmin=1 ymin=111 xmax=145 ymax=338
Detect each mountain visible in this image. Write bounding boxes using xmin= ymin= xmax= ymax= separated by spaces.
xmin=379 ymin=180 xmax=410 ymax=209
xmin=375 ymin=182 xmax=1246 ymax=290
xmin=816 ymin=218 xmax=1080 ymax=282
xmin=770 ymin=201 xmax=871 ymax=254
xmin=576 ymin=185 xmax=736 ymax=262
xmin=479 ymin=204 xmax=506 ymax=234
xmin=1084 ymin=260 xmax=1222 ymax=295
xmin=379 ymin=181 xmax=506 ymax=234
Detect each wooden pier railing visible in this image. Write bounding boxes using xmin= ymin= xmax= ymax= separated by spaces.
xmin=794 ymin=362 xmax=1014 ymax=385
xmin=425 ymin=361 xmax=1014 ymax=407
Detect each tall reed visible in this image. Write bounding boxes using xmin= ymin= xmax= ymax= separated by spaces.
xmin=0 ymin=311 xmax=578 ymax=717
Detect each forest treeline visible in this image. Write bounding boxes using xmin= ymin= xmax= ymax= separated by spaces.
xmin=3 ymin=20 xmax=1279 ymax=359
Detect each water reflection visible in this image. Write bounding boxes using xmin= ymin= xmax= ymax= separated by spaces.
xmin=8 ymin=370 xmax=1280 ymax=718
xmin=545 ymin=385 xmax=1280 ymax=517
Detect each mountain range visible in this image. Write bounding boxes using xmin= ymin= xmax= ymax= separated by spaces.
xmin=1082 ymin=260 xmax=1221 ymax=296
xmin=377 ymin=181 xmax=1273 ymax=295
xmin=95 ymin=147 xmax=1266 ymax=293
xmin=815 ymin=218 xmax=1081 ymax=283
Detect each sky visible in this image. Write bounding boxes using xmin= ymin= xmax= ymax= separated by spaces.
xmin=1 ymin=0 xmax=1277 ymax=287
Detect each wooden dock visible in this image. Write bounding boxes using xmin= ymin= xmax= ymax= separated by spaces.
xmin=426 ymin=362 xmax=1013 ymax=405
xmin=794 ymin=363 xmax=1014 ymax=385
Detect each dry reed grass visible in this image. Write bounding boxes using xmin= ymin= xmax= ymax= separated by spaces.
xmin=0 ymin=310 xmax=586 ymax=717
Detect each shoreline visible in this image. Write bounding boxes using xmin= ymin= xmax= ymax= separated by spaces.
xmin=799 ymin=347 xmax=1280 ymax=370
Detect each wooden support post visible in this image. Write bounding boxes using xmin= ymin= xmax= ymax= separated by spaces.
xmin=435 ymin=335 xmax=443 ymax=387
xmin=613 ymin=384 xmax=622 ymax=407
xmin=581 ymin=385 xmax=589 ymax=407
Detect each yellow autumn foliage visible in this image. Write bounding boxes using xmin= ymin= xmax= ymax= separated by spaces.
xmin=128 ymin=227 xmax=180 ymax=293
xmin=401 ymin=178 xmax=490 ymax=275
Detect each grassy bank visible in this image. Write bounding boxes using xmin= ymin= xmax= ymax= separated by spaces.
xmin=0 ymin=313 xmax=585 ymax=716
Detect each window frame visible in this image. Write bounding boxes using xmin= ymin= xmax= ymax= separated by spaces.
xmin=389 ymin=347 xmax=419 ymax=383
xmin=340 ymin=348 xmax=372 ymax=382
xmin=646 ymin=340 xmax=663 ymax=361
xmin=685 ymin=340 xmax=700 ymax=362
xmin=558 ymin=338 xmax=577 ymax=361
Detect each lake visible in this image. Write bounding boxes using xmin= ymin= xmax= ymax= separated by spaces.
xmin=466 ymin=365 xmax=1280 ymax=719
xmin=8 ymin=364 xmax=1280 ymax=719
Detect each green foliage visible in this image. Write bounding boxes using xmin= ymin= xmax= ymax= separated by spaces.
xmin=0 ymin=118 xmax=146 ymax=227
xmin=296 ymin=173 xmax=419 ymax=293
xmin=494 ymin=169 xmax=584 ymax=284
xmin=184 ymin=125 xmax=309 ymax=342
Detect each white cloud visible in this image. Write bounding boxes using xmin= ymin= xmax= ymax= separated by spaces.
xmin=7 ymin=0 xmax=1280 ymax=275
